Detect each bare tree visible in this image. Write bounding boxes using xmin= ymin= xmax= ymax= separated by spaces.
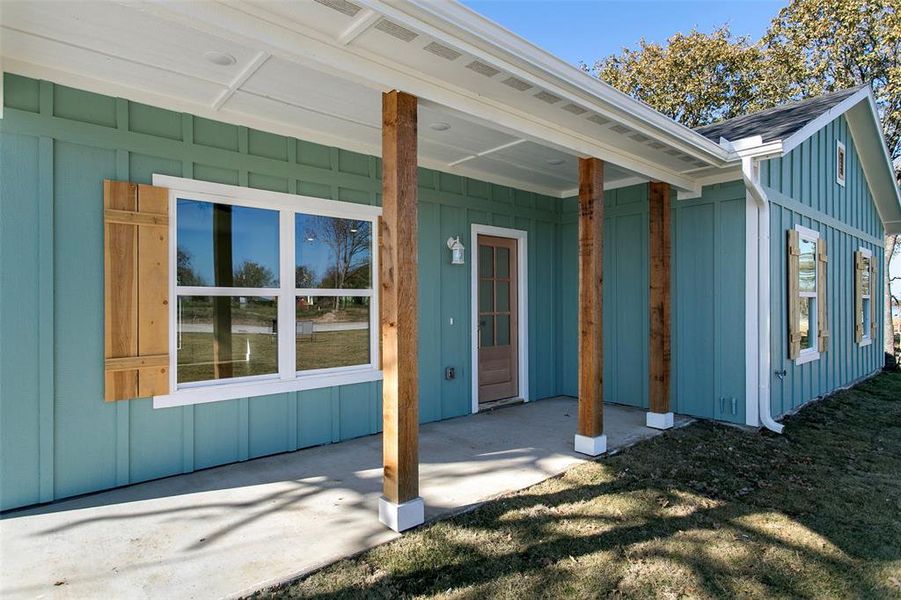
xmin=307 ymin=218 xmax=371 ymax=309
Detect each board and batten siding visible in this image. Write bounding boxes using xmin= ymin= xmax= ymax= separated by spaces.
xmin=557 ymin=181 xmax=747 ymax=424
xmin=0 ymin=74 xmax=564 ymax=511
xmin=761 ymin=113 xmax=885 ymax=418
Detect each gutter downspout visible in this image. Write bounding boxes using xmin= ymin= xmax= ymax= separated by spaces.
xmin=741 ymin=156 xmax=784 ymax=434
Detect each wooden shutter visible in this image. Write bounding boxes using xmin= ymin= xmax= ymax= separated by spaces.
xmin=787 ymin=229 xmax=801 ymax=360
xmin=854 ymin=250 xmax=864 ymax=344
xmin=870 ymin=256 xmax=878 ymax=340
xmin=104 ymin=180 xmax=170 ymax=401
xmin=817 ymin=238 xmax=828 ymax=353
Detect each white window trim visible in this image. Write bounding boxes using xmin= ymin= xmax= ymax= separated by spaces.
xmin=859 ymin=246 xmax=873 ymax=347
xmin=794 ymin=225 xmax=821 ymax=365
xmin=151 ymin=174 xmax=382 ymax=409
xmin=836 ymin=140 xmax=846 ymax=187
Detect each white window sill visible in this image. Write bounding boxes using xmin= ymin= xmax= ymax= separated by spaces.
xmin=153 ymin=368 xmax=383 ymax=409
xmin=859 ymin=338 xmax=873 ymax=347
xmin=794 ymin=350 xmax=821 ymax=366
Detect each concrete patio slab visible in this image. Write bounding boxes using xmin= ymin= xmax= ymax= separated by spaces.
xmin=0 ymin=399 xmax=689 ymax=600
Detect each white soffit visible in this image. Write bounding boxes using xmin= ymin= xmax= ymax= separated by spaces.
xmin=0 ymin=0 xmax=719 ymax=196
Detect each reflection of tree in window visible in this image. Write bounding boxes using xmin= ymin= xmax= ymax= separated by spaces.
xmin=177 ymin=247 xmax=205 ymax=286
xmin=298 ymin=215 xmax=372 ymax=309
xmin=233 ymin=260 xmax=275 ymax=288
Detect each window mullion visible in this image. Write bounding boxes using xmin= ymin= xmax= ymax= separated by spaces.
xmin=278 ymin=210 xmax=296 ymax=380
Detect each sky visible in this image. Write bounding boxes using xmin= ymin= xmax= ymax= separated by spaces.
xmin=460 ymin=1 xmax=787 ymax=69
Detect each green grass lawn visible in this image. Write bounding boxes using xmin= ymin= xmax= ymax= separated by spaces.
xmin=178 ymin=329 xmax=370 ymax=383
xmin=254 ymin=371 xmax=901 ymax=599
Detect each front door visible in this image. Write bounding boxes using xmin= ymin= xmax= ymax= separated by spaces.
xmin=477 ymin=235 xmax=518 ymax=403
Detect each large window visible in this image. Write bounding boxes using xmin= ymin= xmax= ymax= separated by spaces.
xmin=857 ymin=247 xmax=874 ymax=346
xmin=160 ymin=176 xmax=381 ymax=406
xmin=788 ymin=225 xmax=824 ymax=365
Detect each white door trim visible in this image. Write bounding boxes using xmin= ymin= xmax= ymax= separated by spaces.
xmin=470 ymin=224 xmax=529 ymax=413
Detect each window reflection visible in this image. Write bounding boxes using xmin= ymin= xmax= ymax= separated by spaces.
xmin=798 ymin=237 xmax=816 ymax=294
xmin=799 ymin=297 xmax=812 ymax=350
xmin=177 ymin=296 xmax=278 ymax=383
xmin=296 ymin=296 xmax=370 ymax=370
xmin=295 ymin=215 xmax=371 ymax=288
xmin=177 ymin=199 xmax=279 ymax=288
xmin=861 ymin=256 xmax=871 ymax=295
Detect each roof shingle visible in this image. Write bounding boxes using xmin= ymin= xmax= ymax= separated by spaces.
xmin=694 ymin=86 xmax=867 ymax=143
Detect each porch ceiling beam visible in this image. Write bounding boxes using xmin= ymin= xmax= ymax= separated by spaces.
xmin=446 ymin=138 xmax=526 ymax=167
xmin=336 ymin=9 xmax=381 ymax=46
xmin=138 ymin=1 xmax=702 ymax=193
xmin=574 ymin=157 xmax=606 ymax=457
xmin=378 ymin=90 xmax=424 ymax=533
xmin=211 ymin=50 xmax=270 ymax=111
xmin=647 ymin=181 xmax=673 ymax=430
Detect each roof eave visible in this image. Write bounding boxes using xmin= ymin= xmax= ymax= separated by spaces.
xmin=367 ymin=0 xmax=732 ymax=166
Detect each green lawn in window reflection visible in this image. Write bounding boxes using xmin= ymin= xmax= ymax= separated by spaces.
xmin=177 ymin=328 xmax=370 ymax=384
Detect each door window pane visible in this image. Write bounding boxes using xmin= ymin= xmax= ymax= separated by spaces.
xmin=176 ymin=199 xmax=279 ymax=287
xmin=496 ymin=247 xmax=510 ymax=278
xmin=496 ymin=314 xmax=511 ymax=346
xmin=479 ymin=245 xmax=493 ymax=278
xmin=798 ymin=237 xmax=816 ymax=293
xmin=480 ymin=315 xmax=495 ymax=347
xmin=295 ymin=215 xmax=371 ymax=288
xmin=496 ymin=281 xmax=510 ymax=312
xmin=479 ymin=279 xmax=494 ymax=313
xmin=296 ymin=296 xmax=370 ymax=371
xmin=177 ymin=296 xmax=278 ymax=383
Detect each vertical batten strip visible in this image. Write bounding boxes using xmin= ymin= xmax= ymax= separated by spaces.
xmin=37 ymin=134 xmax=55 ymax=503
xmin=378 ymin=90 xmax=423 ymax=532
xmin=114 ymin=115 xmax=131 ymax=485
xmin=575 ymin=157 xmax=606 ymax=455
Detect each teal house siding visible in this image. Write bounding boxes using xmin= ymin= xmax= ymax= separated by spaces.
xmin=673 ymin=182 xmax=747 ymax=423
xmin=0 ymin=74 xmax=564 ymax=511
xmin=762 ymin=114 xmax=884 ymax=418
xmin=556 ymin=181 xmax=746 ymax=423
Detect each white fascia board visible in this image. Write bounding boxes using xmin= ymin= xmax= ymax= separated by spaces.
xmin=137 ymin=1 xmax=703 ymax=191
xmin=362 ymin=0 xmax=731 ymax=166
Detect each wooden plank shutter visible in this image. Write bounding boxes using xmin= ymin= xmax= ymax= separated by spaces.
xmin=854 ymin=250 xmax=864 ymax=344
xmin=870 ymin=256 xmax=878 ymax=340
xmin=104 ymin=180 xmax=170 ymax=401
xmin=817 ymin=238 xmax=828 ymax=353
xmin=787 ymin=229 xmax=801 ymax=360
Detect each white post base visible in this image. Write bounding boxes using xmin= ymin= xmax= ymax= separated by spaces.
xmin=646 ymin=411 xmax=674 ymax=430
xmin=378 ymin=496 xmax=425 ymax=532
xmin=574 ymin=433 xmax=607 ymax=456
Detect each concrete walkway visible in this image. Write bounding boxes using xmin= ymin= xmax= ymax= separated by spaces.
xmin=0 ymin=399 xmax=689 ymax=600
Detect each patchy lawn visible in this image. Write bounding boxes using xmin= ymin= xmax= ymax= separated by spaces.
xmin=256 ymin=372 xmax=901 ymax=599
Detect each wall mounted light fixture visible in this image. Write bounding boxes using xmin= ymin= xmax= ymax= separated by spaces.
xmin=447 ymin=236 xmax=465 ymax=265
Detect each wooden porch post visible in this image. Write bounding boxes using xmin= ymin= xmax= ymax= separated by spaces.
xmin=575 ymin=157 xmax=606 ymax=456
xmin=647 ymin=181 xmax=673 ymax=429
xmin=378 ymin=90 xmax=424 ymax=532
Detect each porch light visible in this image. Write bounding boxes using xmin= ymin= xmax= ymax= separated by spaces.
xmin=447 ymin=236 xmax=465 ymax=265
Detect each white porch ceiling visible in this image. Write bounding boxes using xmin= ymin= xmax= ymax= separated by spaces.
xmin=0 ymin=0 xmax=722 ymax=196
